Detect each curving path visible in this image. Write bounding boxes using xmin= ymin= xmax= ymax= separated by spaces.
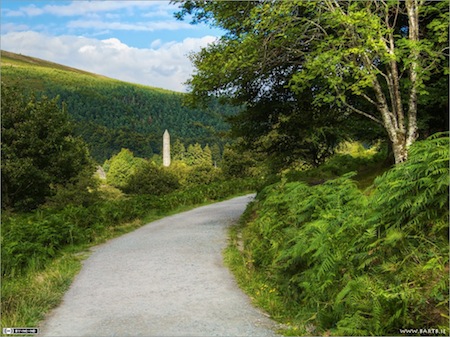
xmin=40 ymin=194 xmax=280 ymax=337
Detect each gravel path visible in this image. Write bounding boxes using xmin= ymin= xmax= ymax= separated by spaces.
xmin=40 ymin=194 xmax=280 ymax=337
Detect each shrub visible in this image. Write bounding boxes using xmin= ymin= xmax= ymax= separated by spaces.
xmin=124 ymin=161 xmax=180 ymax=196
xmin=185 ymin=165 xmax=223 ymax=185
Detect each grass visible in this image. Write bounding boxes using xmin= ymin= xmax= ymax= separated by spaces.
xmin=223 ymin=222 xmax=306 ymax=336
xmin=1 ymin=253 xmax=85 ymax=329
xmin=283 ymin=141 xmax=391 ymax=194
xmin=1 ymin=50 xmax=176 ymax=94
xmin=1 ymin=190 xmax=254 ymax=331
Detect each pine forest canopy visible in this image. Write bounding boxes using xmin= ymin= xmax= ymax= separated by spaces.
xmin=1 ymin=50 xmax=240 ymax=163
xmin=174 ymin=0 xmax=449 ymax=165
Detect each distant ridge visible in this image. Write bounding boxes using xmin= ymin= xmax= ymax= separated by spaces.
xmin=1 ymin=50 xmax=110 ymax=79
xmin=1 ymin=50 xmax=175 ymax=93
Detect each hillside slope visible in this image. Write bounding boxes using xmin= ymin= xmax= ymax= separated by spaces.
xmin=1 ymin=50 xmax=237 ymax=162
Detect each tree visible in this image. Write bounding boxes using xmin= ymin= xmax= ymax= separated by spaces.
xmin=175 ymin=0 xmax=448 ymax=164
xmin=106 ymin=148 xmax=144 ymax=189
xmin=203 ymin=144 xmax=213 ymax=166
xmin=211 ymin=143 xmax=222 ymax=167
xmin=222 ymin=140 xmax=260 ymax=178
xmin=1 ymin=84 xmax=93 ymax=211
xmin=185 ymin=143 xmax=212 ymax=166
xmin=288 ymin=0 xmax=449 ymax=163
xmin=172 ymin=139 xmax=186 ymax=161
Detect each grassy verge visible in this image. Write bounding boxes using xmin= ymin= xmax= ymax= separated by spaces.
xmin=1 ymin=189 xmax=255 ymax=331
xmin=224 ymin=220 xmax=306 ymax=336
xmin=1 ymin=253 xmax=85 ymax=329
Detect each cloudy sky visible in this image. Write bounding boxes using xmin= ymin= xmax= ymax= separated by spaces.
xmin=1 ymin=1 xmax=224 ymax=92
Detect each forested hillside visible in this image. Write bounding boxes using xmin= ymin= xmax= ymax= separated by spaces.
xmin=1 ymin=50 xmax=238 ymax=162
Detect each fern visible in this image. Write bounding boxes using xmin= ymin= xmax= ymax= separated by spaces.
xmin=371 ymin=132 xmax=449 ymax=232
xmin=238 ymin=133 xmax=449 ymax=335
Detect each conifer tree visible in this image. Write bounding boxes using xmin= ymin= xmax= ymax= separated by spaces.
xmin=172 ymin=139 xmax=186 ymax=161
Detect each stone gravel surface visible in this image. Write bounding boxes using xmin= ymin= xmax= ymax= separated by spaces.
xmin=39 ymin=194 xmax=280 ymax=337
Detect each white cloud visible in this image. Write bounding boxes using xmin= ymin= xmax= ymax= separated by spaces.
xmin=1 ymin=23 xmax=29 ymax=33
xmin=67 ymin=19 xmax=192 ymax=32
xmin=1 ymin=31 xmax=217 ymax=92
xmin=2 ymin=8 xmax=26 ymax=17
xmin=8 ymin=1 xmax=173 ymax=18
xmin=150 ymin=39 xmax=163 ymax=49
xmin=22 ymin=4 xmax=44 ymax=17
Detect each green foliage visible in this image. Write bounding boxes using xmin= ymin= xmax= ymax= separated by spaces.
xmin=1 ymin=177 xmax=257 ymax=279
xmin=175 ymin=1 xmax=448 ymax=166
xmin=172 ymin=139 xmax=187 ymax=161
xmin=106 ymin=149 xmax=144 ymax=189
xmin=281 ymin=141 xmax=388 ymax=188
xmin=106 ymin=142 xmax=227 ymax=193
xmin=238 ymin=133 xmax=449 ymax=335
xmin=124 ymin=162 xmax=180 ymax=196
xmin=1 ymin=84 xmax=94 ymax=211
xmin=185 ymin=143 xmax=213 ymax=166
xmin=45 ymin=168 xmax=101 ymax=210
xmin=221 ymin=140 xmax=264 ymax=179
xmin=371 ymin=132 xmax=449 ymax=231
xmin=185 ymin=165 xmax=222 ymax=185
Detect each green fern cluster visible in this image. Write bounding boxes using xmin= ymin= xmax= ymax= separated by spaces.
xmin=241 ymin=133 xmax=449 ymax=335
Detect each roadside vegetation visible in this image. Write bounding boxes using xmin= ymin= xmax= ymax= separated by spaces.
xmin=225 ymin=133 xmax=449 ymax=336
xmin=1 ymin=85 xmax=257 ymax=328
xmin=1 ymin=180 xmax=256 ymax=328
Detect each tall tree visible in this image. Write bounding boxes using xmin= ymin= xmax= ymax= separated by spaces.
xmin=175 ymin=0 xmax=448 ymax=164
xmin=1 ymin=84 xmax=93 ymax=210
xmin=288 ymin=0 xmax=449 ymax=163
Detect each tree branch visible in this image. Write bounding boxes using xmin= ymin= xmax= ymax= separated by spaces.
xmin=361 ymin=93 xmax=378 ymax=107
xmin=341 ymin=100 xmax=383 ymax=125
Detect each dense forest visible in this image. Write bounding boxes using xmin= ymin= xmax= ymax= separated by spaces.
xmin=1 ymin=50 xmax=239 ymax=162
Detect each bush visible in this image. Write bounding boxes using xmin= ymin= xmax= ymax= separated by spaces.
xmin=124 ymin=161 xmax=180 ymax=196
xmin=45 ymin=168 xmax=101 ymax=210
xmin=185 ymin=165 xmax=223 ymax=185
xmin=106 ymin=149 xmax=144 ymax=189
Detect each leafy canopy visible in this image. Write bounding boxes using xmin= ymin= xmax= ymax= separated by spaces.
xmin=175 ymin=0 xmax=448 ymax=165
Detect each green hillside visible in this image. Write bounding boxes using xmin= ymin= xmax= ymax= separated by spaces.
xmin=1 ymin=50 xmax=238 ymax=162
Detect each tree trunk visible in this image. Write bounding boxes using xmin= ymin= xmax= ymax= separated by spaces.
xmin=391 ymin=134 xmax=409 ymax=164
xmin=405 ymin=0 xmax=420 ymax=149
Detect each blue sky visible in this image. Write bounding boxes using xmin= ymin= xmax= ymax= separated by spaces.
xmin=1 ymin=1 xmax=224 ymax=92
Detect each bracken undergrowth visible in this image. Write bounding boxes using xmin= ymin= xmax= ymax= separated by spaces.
xmin=238 ymin=133 xmax=449 ymax=336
